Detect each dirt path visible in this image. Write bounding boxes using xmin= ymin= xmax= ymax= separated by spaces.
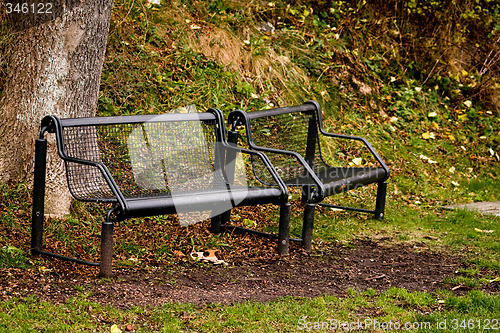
xmin=0 ymin=239 xmax=462 ymax=308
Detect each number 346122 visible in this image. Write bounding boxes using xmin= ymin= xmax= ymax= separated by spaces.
xmin=5 ymin=3 xmax=53 ymax=14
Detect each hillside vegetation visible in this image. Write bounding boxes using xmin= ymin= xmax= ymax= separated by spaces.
xmin=99 ymin=0 xmax=500 ymax=205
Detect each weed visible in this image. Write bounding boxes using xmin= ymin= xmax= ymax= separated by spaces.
xmin=0 ymin=245 xmax=31 ymax=269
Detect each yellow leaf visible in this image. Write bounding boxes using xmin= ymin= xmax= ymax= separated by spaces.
xmin=38 ymin=266 xmax=52 ymax=273
xmin=352 ymin=157 xmax=362 ymax=166
xmin=422 ymin=132 xmax=435 ymax=140
xmin=110 ymin=324 xmax=122 ymax=333
xmin=474 ymin=228 xmax=494 ymax=233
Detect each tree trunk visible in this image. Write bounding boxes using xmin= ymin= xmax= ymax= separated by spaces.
xmin=0 ymin=0 xmax=114 ymax=216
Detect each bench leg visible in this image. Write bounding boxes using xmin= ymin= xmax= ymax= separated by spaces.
xmin=210 ymin=215 xmax=222 ymax=234
xmin=278 ymin=202 xmax=291 ymax=256
xmin=302 ymin=203 xmax=316 ymax=253
xmin=374 ymin=181 xmax=387 ymax=220
xmin=31 ymin=138 xmax=47 ymax=254
xmin=99 ymin=218 xmax=114 ymax=278
xmin=210 ymin=210 xmax=231 ymax=234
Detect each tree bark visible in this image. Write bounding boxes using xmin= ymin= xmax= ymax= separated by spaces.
xmin=0 ymin=0 xmax=114 ymax=216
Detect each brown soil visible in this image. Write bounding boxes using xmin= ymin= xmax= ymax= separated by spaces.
xmin=0 ymin=239 xmax=464 ymax=308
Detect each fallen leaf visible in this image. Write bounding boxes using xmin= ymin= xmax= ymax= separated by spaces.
xmin=452 ymin=284 xmax=468 ymax=291
xmin=352 ymin=157 xmax=362 ymax=166
xmin=174 ymin=250 xmax=185 ymax=258
xmin=365 ymin=274 xmax=386 ymax=281
xmin=38 ymin=266 xmax=52 ymax=273
xmin=474 ymin=228 xmax=494 ymax=233
xmin=419 ymin=155 xmax=438 ymax=164
xmin=422 ymin=132 xmax=436 ymax=140
xmin=110 ymin=324 xmax=122 ymax=333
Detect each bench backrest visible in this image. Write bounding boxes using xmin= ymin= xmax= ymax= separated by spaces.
xmin=228 ymin=102 xmax=323 ymax=182
xmin=43 ymin=112 xmax=225 ymax=203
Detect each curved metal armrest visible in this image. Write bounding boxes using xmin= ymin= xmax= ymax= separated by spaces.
xmin=318 ymin=129 xmax=390 ymax=181
xmin=62 ymin=156 xmax=129 ymax=216
xmin=246 ymin=145 xmax=326 ymax=201
xmin=40 ymin=115 xmax=128 ymax=216
xmin=222 ymin=143 xmax=290 ymax=201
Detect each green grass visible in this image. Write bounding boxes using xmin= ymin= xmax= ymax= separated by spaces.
xmin=1 ymin=289 xmax=498 ymax=332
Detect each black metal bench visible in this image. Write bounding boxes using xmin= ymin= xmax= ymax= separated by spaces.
xmin=31 ymin=109 xmax=291 ymax=277
xmin=227 ymin=101 xmax=389 ymax=251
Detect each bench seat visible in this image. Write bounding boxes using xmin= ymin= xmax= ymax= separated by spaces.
xmin=283 ymin=166 xmax=387 ymax=196
xmin=124 ymin=186 xmax=283 ymax=218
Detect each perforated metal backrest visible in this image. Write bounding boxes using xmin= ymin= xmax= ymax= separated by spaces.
xmin=243 ymin=109 xmax=325 ymax=182
xmin=59 ymin=116 xmax=221 ymax=202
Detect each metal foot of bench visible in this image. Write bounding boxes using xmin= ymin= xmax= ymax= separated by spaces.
xmin=30 ymin=137 xmax=100 ymax=267
xmin=99 ymin=219 xmax=114 ymax=278
xmin=31 ymin=249 xmax=100 ymax=266
xmin=222 ymin=224 xmax=302 ymax=243
xmin=278 ymin=202 xmax=291 ymax=256
xmin=302 ymin=203 xmax=316 ymax=253
xmin=318 ymin=203 xmax=375 ymax=214
xmin=210 ymin=215 xmax=222 ymax=234
xmin=210 ymin=211 xmax=231 ymax=234
xmin=375 ymin=181 xmax=387 ymax=220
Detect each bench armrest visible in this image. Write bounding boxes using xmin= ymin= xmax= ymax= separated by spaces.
xmin=221 ymin=143 xmax=290 ymax=201
xmin=63 ymin=156 xmax=128 ymax=213
xmin=232 ymin=144 xmax=326 ymax=202
xmin=41 ymin=115 xmax=128 ymax=216
xmin=318 ymin=129 xmax=390 ymax=181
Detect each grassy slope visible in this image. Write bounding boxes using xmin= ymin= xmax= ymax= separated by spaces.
xmin=1 ymin=0 xmax=499 ymax=331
